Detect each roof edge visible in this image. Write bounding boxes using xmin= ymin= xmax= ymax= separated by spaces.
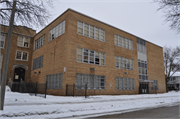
xmin=34 ymin=8 xmax=163 ymax=48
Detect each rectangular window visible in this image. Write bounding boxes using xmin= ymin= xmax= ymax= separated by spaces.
xmin=137 ymin=38 xmax=146 ymax=54
xmin=16 ymin=51 xmax=28 ymax=61
xmin=115 ymin=77 xmax=134 ymax=90
xmin=34 ymin=35 xmax=45 ymax=50
xmin=49 ymin=20 xmax=65 ymax=42
xmin=77 ymin=47 xmax=105 ymax=66
xmin=76 ymin=73 xmax=105 ymax=89
xmin=115 ymin=56 xmax=133 ymax=70
xmin=138 ymin=59 xmax=148 ymax=80
xmin=114 ymin=34 xmax=133 ymax=50
xmin=46 ymin=73 xmax=62 ymax=89
xmin=33 ymin=55 xmax=44 ymax=70
xmin=77 ymin=21 xmax=105 ymax=42
xmin=0 ymin=33 xmax=5 ymax=48
xmin=17 ymin=36 xmax=30 ymax=48
xmin=151 ymin=80 xmax=158 ymax=90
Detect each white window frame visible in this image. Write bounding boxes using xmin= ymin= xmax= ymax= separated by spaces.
xmin=48 ymin=20 xmax=65 ymax=42
xmin=0 ymin=33 xmax=6 ymax=49
xmin=115 ymin=56 xmax=134 ymax=70
xmin=76 ymin=47 xmax=105 ymax=66
xmin=15 ymin=50 xmax=29 ymax=61
xmin=17 ymin=36 xmax=30 ymax=48
xmin=114 ymin=34 xmax=133 ymax=51
xmin=77 ymin=21 xmax=105 ymax=42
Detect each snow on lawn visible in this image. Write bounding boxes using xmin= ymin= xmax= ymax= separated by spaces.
xmin=0 ymin=86 xmax=180 ymax=119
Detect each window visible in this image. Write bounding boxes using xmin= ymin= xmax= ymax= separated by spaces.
xmin=49 ymin=20 xmax=65 ymax=42
xmin=115 ymin=77 xmax=134 ymax=90
xmin=137 ymin=38 xmax=146 ymax=54
xmin=17 ymin=36 xmax=30 ymax=48
xmin=77 ymin=47 xmax=105 ymax=66
xmin=138 ymin=59 xmax=148 ymax=80
xmin=151 ymin=80 xmax=158 ymax=90
xmin=34 ymin=35 xmax=45 ymax=50
xmin=46 ymin=73 xmax=63 ymax=89
xmin=77 ymin=21 xmax=105 ymax=42
xmin=76 ymin=73 xmax=105 ymax=89
xmin=115 ymin=56 xmax=134 ymax=70
xmin=16 ymin=51 xmax=28 ymax=61
xmin=114 ymin=34 xmax=133 ymax=50
xmin=33 ymin=55 xmax=43 ymax=70
xmin=0 ymin=33 xmax=5 ymax=48
xmin=0 ymin=55 xmax=3 ymax=69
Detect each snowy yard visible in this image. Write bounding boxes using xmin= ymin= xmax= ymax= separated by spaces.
xmin=0 ymin=86 xmax=180 ymax=119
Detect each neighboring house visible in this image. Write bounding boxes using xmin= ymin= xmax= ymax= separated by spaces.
xmin=0 ymin=8 xmax=166 ymax=95
xmin=0 ymin=25 xmax=36 ymax=84
xmin=167 ymin=72 xmax=180 ymax=90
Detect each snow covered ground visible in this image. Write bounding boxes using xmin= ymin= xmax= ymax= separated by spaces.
xmin=0 ymin=86 xmax=180 ymax=119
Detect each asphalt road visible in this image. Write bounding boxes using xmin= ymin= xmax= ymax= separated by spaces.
xmin=88 ymin=105 xmax=180 ymax=119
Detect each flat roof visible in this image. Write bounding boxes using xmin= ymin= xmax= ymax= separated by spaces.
xmin=35 ymin=8 xmax=162 ymax=48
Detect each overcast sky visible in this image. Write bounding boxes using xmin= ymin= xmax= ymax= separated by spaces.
xmin=43 ymin=0 xmax=179 ymax=48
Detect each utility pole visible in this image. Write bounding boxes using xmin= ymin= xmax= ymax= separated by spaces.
xmin=0 ymin=0 xmax=16 ymax=110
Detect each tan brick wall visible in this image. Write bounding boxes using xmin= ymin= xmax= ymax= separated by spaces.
xmin=146 ymin=42 xmax=166 ymax=93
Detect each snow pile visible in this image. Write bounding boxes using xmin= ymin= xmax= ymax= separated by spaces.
xmin=0 ymin=91 xmax=180 ymax=118
xmin=5 ymin=85 xmax=11 ymax=92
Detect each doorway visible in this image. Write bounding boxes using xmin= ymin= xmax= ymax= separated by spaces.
xmin=14 ymin=67 xmax=25 ymax=82
xmin=139 ymin=82 xmax=149 ymax=94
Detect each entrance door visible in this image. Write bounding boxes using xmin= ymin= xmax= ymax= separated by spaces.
xmin=14 ymin=67 xmax=25 ymax=82
xmin=139 ymin=82 xmax=149 ymax=94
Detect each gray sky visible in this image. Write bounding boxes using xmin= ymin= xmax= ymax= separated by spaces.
xmin=44 ymin=0 xmax=179 ymax=48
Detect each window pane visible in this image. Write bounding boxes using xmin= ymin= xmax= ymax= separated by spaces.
xmin=16 ymin=51 xmax=22 ymax=59
xmin=22 ymin=52 xmax=28 ymax=60
xmin=17 ymin=36 xmax=23 ymax=47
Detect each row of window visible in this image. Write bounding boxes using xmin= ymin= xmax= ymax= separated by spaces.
xmin=115 ymin=77 xmax=135 ymax=90
xmin=77 ymin=47 xmax=105 ymax=66
xmin=46 ymin=73 xmax=63 ymax=89
xmin=114 ymin=34 xmax=133 ymax=50
xmin=34 ymin=35 xmax=45 ymax=50
xmin=49 ymin=20 xmax=65 ymax=42
xmin=32 ymin=55 xmax=43 ymax=70
xmin=115 ymin=56 xmax=134 ymax=70
xmin=138 ymin=59 xmax=148 ymax=80
xmin=76 ymin=73 xmax=106 ymax=89
xmin=78 ymin=21 xmax=105 ymax=42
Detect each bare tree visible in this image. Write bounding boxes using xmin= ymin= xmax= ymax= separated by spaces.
xmin=0 ymin=0 xmax=53 ymax=28
xmin=0 ymin=0 xmax=54 ymax=110
xmin=154 ymin=0 xmax=180 ymax=33
xmin=164 ymin=46 xmax=180 ymax=91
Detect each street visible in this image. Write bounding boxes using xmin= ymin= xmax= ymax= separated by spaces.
xmin=88 ymin=105 xmax=180 ymax=119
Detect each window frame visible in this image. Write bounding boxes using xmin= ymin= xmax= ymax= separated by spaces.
xmin=17 ymin=35 xmax=30 ymax=48
xmin=0 ymin=33 xmax=6 ymax=49
xmin=76 ymin=73 xmax=106 ymax=90
xmin=114 ymin=34 xmax=133 ymax=51
xmin=77 ymin=21 xmax=105 ymax=42
xmin=76 ymin=47 xmax=105 ymax=66
xmin=115 ymin=77 xmax=135 ymax=90
xmin=48 ymin=20 xmax=65 ymax=42
xmin=15 ymin=50 xmax=29 ymax=61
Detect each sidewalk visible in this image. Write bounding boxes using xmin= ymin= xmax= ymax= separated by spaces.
xmin=0 ymin=86 xmax=180 ymax=118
